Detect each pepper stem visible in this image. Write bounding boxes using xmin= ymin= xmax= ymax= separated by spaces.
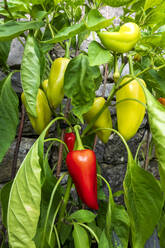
xmin=74 ymin=125 xmax=84 ymax=150
xmin=128 ymin=55 xmax=134 ymax=76
xmin=113 ymin=53 xmax=120 ymax=83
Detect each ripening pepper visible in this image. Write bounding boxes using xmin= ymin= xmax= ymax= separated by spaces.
xmin=83 ymin=97 xmax=112 ymax=143
xmin=116 ymin=77 xmax=146 ymax=140
xmin=47 ymin=58 xmax=70 ymax=109
xmin=41 ymin=79 xmax=48 ymax=94
xmin=158 ymin=97 xmax=165 ymax=106
xmin=21 ymin=89 xmax=52 ymax=135
xmin=98 ymin=22 xmax=140 ymax=53
xmin=64 ymin=132 xmax=76 ymax=152
xmin=66 ymin=126 xmax=98 ymax=210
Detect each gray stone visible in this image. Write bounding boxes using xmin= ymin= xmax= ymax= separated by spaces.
xmin=96 ymin=83 xmax=115 ymax=98
xmin=11 ymin=72 xmax=22 ymax=94
xmin=7 ymin=38 xmax=24 ymax=66
xmin=100 ymin=6 xmax=123 ymax=24
xmin=104 ymin=124 xmax=147 ymax=165
xmin=0 ymin=137 xmax=35 ymax=183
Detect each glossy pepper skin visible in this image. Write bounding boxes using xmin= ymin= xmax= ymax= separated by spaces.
xmin=116 ymin=77 xmax=146 ymax=140
xmin=21 ymin=89 xmax=52 ymax=135
xmin=64 ymin=132 xmax=76 ymax=152
xmin=84 ymin=97 xmax=112 ymax=143
xmin=98 ymin=22 xmax=140 ymax=53
xmin=41 ymin=79 xmax=48 ymax=94
xmin=66 ymin=149 xmax=98 ymax=210
xmin=47 ymin=58 xmax=70 ymax=109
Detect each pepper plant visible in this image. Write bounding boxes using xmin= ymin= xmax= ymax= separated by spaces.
xmin=0 ymin=0 xmax=165 ymax=247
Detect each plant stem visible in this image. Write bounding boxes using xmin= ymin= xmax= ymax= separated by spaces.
xmin=113 ymin=53 xmax=120 ymax=83
xmin=135 ymin=66 xmax=152 ymax=77
xmin=11 ymin=104 xmax=25 ymax=180
xmin=144 ymin=119 xmax=150 ymax=170
xmin=102 ymin=63 xmax=108 ymax=97
xmin=65 ymin=38 xmax=71 ymax=59
xmin=4 ymin=0 xmax=13 ymax=18
xmin=93 ymin=135 xmax=98 ymax=151
xmin=74 ymin=125 xmax=84 ymax=150
xmin=17 ymin=37 xmax=25 ymax=48
xmin=57 ymin=176 xmax=72 ymax=231
xmin=128 ymin=55 xmax=134 ymax=76
xmin=56 ymin=99 xmax=71 ymax=178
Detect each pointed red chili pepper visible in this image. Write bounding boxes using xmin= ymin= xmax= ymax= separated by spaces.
xmin=64 ymin=132 xmax=76 ymax=152
xmin=66 ymin=125 xmax=98 ymax=210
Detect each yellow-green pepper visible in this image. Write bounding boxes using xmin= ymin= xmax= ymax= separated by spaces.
xmin=47 ymin=57 xmax=70 ymax=109
xmin=84 ymin=97 xmax=112 ymax=143
xmin=21 ymin=89 xmax=52 ymax=135
xmin=41 ymin=79 xmax=48 ymax=94
xmin=98 ymin=22 xmax=140 ymax=53
xmin=116 ymin=77 xmax=146 ymax=140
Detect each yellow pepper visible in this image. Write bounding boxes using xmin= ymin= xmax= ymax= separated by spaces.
xmin=84 ymin=97 xmax=112 ymax=143
xmin=116 ymin=77 xmax=146 ymax=140
xmin=21 ymin=89 xmax=52 ymax=135
xmin=41 ymin=79 xmax=48 ymax=94
xmin=47 ymin=58 xmax=70 ymax=109
xmin=98 ymin=22 xmax=140 ymax=53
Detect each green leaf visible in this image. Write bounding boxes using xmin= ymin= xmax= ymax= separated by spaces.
xmin=99 ymin=0 xmax=133 ymax=7
xmin=99 ymin=230 xmax=109 ymax=248
xmin=140 ymin=34 xmax=165 ymax=49
xmin=21 ymin=34 xmax=41 ymax=117
xmin=7 ymin=139 xmax=42 ymax=248
xmin=111 ymin=205 xmax=130 ymax=248
xmin=34 ymin=144 xmax=62 ymax=247
xmin=147 ymin=70 xmax=165 ymax=95
xmin=78 ymin=30 xmax=90 ymax=48
xmin=42 ymin=22 xmax=86 ymax=44
xmin=85 ymin=9 xmax=114 ymax=31
xmin=88 ymin=41 xmax=113 ymax=66
xmin=0 ymin=181 xmax=12 ymax=228
xmin=123 ymin=152 xmax=163 ymax=248
xmin=87 ymin=221 xmax=102 ymax=240
xmin=144 ymin=0 xmax=163 ymax=11
xmin=68 ymin=210 xmax=96 ymax=223
xmin=0 ymin=40 xmax=11 ymax=68
xmin=0 ymin=1 xmax=29 ymax=18
xmin=142 ymin=86 xmax=165 ymax=193
xmin=0 ymin=20 xmax=44 ymax=41
xmin=53 ymin=0 xmax=62 ymax=5
xmin=0 ymin=73 xmax=19 ymax=163
xmin=145 ymin=1 xmax=165 ymax=28
xmin=158 ymin=213 xmax=165 ymax=248
xmin=60 ymin=223 xmax=72 ymax=245
xmin=73 ymin=223 xmax=90 ymax=248
xmin=64 ymin=54 xmax=102 ymax=122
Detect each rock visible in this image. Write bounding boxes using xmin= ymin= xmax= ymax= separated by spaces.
xmin=104 ymin=123 xmax=147 ymax=165
xmin=12 ymin=72 xmax=22 ymax=94
xmin=0 ymin=137 xmax=35 ymax=183
xmin=96 ymin=83 xmax=115 ymax=98
xmin=7 ymin=38 xmax=24 ymax=66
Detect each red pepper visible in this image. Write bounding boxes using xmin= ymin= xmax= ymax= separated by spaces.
xmin=158 ymin=97 xmax=165 ymax=106
xmin=64 ymin=132 xmax=76 ymax=152
xmin=66 ymin=126 xmax=98 ymax=210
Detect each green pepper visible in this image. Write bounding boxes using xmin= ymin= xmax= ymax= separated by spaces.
xmin=84 ymin=97 xmax=112 ymax=143
xmin=21 ymin=88 xmax=52 ymax=135
xmin=116 ymin=77 xmax=146 ymax=140
xmin=98 ymin=22 xmax=140 ymax=53
xmin=47 ymin=57 xmax=70 ymax=109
